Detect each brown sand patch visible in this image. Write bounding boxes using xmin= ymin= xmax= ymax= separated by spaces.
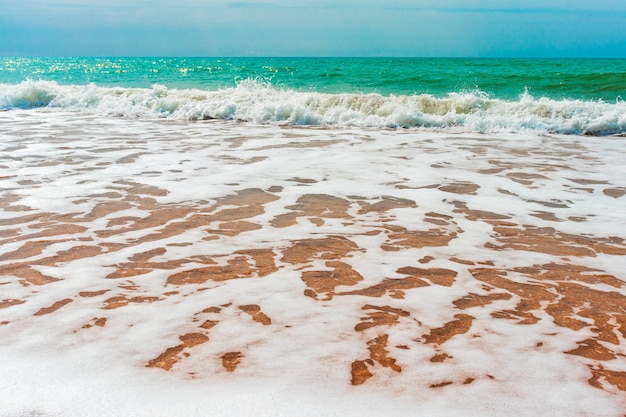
xmin=566 ymin=339 xmax=617 ymax=361
xmin=206 ymin=188 xmax=279 ymax=222
xmin=105 ymin=216 xmax=142 ymax=228
xmin=94 ymin=317 xmax=107 ymax=327
xmin=0 ymin=212 xmax=44 ymax=227
xmin=422 ymin=314 xmax=474 ymax=345
xmin=129 ymin=247 xmax=167 ymax=262
xmin=179 ymin=332 xmax=209 ymax=347
xmin=34 ymin=298 xmax=73 ymax=316
xmin=603 ymin=187 xmax=626 ymax=198
xmin=271 ymin=194 xmax=351 ymax=228
xmin=96 ymin=207 xmax=191 ymax=239
xmin=396 ymin=266 xmax=458 ymax=287
xmin=589 ymin=366 xmax=626 ymax=392
xmin=199 ymin=320 xmax=218 ymax=330
xmin=221 ymin=352 xmax=243 ymax=372
xmin=270 ymin=213 xmax=299 ymax=228
xmin=470 ymin=268 xmax=554 ymax=320
xmin=544 ymin=282 xmax=626 ymax=342
xmin=351 ymin=334 xmax=402 ymax=385
xmin=287 ymin=194 xmax=351 ymax=218
xmin=102 ymin=295 xmax=161 ymax=310
xmin=81 ymin=317 xmax=107 ymax=329
xmin=368 ymin=334 xmax=401 ymax=372
xmin=117 ymin=281 xmax=140 ymax=291
xmin=79 ymin=201 xmax=134 ymax=222
xmin=282 ymin=236 xmax=362 ymax=299
xmin=419 ymin=256 xmax=435 ymax=264
xmin=355 ymin=305 xmax=411 ymax=332
xmin=424 ymin=218 xmax=450 ymax=226
xmin=470 ymin=265 xmax=626 ymax=381
xmin=351 ymin=334 xmax=401 ymax=386
xmin=340 ymin=266 xmax=457 ymax=299
xmin=147 ymin=333 xmax=209 ymax=371
xmin=449 ymin=257 xmax=475 ymax=265
xmin=167 ymin=249 xmax=277 ymax=285
xmin=239 ymin=305 xmax=272 ymax=325
xmin=267 ymin=185 xmax=283 ymax=193
xmin=107 ymin=248 xmax=190 ymax=279
xmin=490 ymin=226 xmax=626 ymax=257
xmin=0 ymin=298 xmax=25 ymax=309
xmin=569 ymin=178 xmax=609 ymax=185
xmin=425 ymin=212 xmax=453 ymax=220
xmin=430 ymin=381 xmax=454 ymax=388
xmin=514 ymin=263 xmax=624 ymax=288
xmin=201 ymin=307 xmax=223 ymax=314
xmin=491 ymin=309 xmax=540 ymax=325
xmin=381 ymin=226 xmax=457 ymax=252
xmin=452 ymin=292 xmax=512 ymax=310
xmin=36 ymin=245 xmax=103 ymax=266
xmin=351 ymin=360 xmax=374 ymax=385
xmin=3 ymin=223 xmax=88 ymax=245
xmin=301 ymin=261 xmax=363 ymax=300
xmin=474 ymin=263 xmax=626 ymax=342
xmin=430 ymin=353 xmax=452 ymax=362
xmin=452 ymin=201 xmax=512 ymax=223
xmin=527 ymin=199 xmax=570 ymax=209
xmin=0 ymin=239 xmax=67 ymax=261
xmin=0 ymin=227 xmax=20 ymax=239
xmin=340 ymin=275 xmax=429 ymax=299
xmin=281 ymin=236 xmax=361 ymax=265
xmin=211 ymin=220 xmax=262 ymax=236
xmin=87 ymin=192 xmax=124 ymax=199
xmin=439 ymin=182 xmax=480 ymax=195
xmin=0 ymin=192 xmax=30 ymax=212
xmin=568 ymin=216 xmax=588 ymax=222
xmin=78 ymin=290 xmax=110 ymax=297
xmin=530 ymin=211 xmax=561 ymax=222
xmin=506 ymin=172 xmax=549 ymax=186
xmin=357 ymin=196 xmax=417 ymax=214
xmin=287 ymin=177 xmax=318 ymax=184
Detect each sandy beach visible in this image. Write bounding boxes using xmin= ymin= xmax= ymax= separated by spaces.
xmin=1 ymin=111 xmax=626 ymax=416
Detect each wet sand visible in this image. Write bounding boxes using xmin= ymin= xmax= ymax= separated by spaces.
xmin=1 ymin=111 xmax=625 ymax=416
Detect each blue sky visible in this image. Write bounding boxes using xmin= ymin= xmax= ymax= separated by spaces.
xmin=1 ymin=0 xmax=626 ymax=57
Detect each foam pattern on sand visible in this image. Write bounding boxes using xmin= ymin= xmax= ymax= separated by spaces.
xmin=1 ymin=111 xmax=626 ymax=416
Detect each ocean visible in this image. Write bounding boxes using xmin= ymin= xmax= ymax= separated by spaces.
xmin=1 ymin=58 xmax=626 ymax=417
xmin=1 ymin=57 xmax=625 ymax=134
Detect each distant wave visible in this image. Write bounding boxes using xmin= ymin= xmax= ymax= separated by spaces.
xmin=1 ymin=79 xmax=625 ymax=135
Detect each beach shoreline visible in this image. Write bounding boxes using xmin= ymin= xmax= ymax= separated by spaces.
xmin=1 ymin=111 xmax=625 ymax=416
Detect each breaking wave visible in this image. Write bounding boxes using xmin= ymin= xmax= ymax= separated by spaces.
xmin=1 ymin=79 xmax=625 ymax=135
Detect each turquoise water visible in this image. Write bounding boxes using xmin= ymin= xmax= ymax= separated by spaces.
xmin=2 ymin=57 xmax=625 ymax=100
xmin=1 ymin=57 xmax=625 ymax=134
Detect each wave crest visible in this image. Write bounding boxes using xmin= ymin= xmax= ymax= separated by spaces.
xmin=1 ymin=80 xmax=625 ymax=135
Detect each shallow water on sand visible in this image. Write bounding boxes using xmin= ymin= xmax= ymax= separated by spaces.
xmin=1 ymin=111 xmax=625 ymax=416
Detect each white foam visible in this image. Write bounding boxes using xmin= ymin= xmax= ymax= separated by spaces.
xmin=1 ymin=80 xmax=625 ymax=135
xmin=1 ymin=111 xmax=625 ymax=417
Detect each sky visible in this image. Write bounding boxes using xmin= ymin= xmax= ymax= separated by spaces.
xmin=1 ymin=0 xmax=626 ymax=57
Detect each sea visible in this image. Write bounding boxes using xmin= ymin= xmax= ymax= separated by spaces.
xmin=1 ymin=57 xmax=625 ymax=135
xmin=2 ymin=58 xmax=626 ymax=417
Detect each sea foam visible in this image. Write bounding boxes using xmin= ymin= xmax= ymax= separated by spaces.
xmin=1 ymin=79 xmax=625 ymax=135
xmin=1 ymin=111 xmax=626 ymax=417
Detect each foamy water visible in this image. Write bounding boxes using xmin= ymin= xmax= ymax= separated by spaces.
xmin=1 ymin=80 xmax=626 ymax=135
xmin=1 ymin=110 xmax=625 ymax=416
